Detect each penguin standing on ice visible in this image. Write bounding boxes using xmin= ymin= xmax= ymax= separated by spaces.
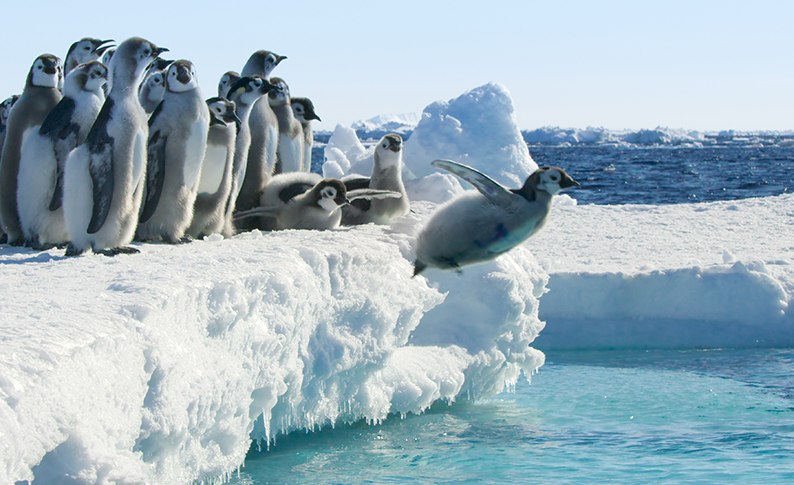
xmin=413 ymin=160 xmax=579 ymax=276
xmin=234 ymin=171 xmax=401 ymax=231
xmin=236 ymin=50 xmax=286 ymax=217
xmin=136 ymin=59 xmax=210 ymax=243
xmin=290 ymin=97 xmax=320 ymax=173
xmin=63 ymin=37 xmax=168 ymax=256
xmin=268 ymin=77 xmax=304 ymax=174
xmin=0 ymin=54 xmax=63 ymax=245
xmin=223 ymin=75 xmax=274 ymax=236
xmin=186 ymin=97 xmax=240 ymax=239
xmin=217 ymin=71 xmax=239 ymax=99
xmin=17 ymin=61 xmax=107 ymax=250
xmin=341 ymin=133 xmax=410 ymax=226
xmin=0 ymin=95 xmax=20 ymax=243
xmin=64 ymin=38 xmax=114 ymax=75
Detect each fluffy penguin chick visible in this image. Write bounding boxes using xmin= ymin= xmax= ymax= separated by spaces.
xmin=413 ymin=160 xmax=579 ymax=276
xmin=290 ymin=97 xmax=320 ymax=172
xmin=137 ymin=59 xmax=209 ymax=243
xmin=223 ymin=75 xmax=273 ymax=236
xmin=235 ymin=171 xmax=400 ymax=230
xmin=0 ymin=95 xmax=20 ymax=242
xmin=341 ymin=133 xmax=410 ymax=226
xmin=186 ymin=97 xmax=239 ymax=239
xmin=64 ymin=37 xmax=114 ymax=75
xmin=63 ymin=37 xmax=167 ymax=256
xmin=236 ymin=50 xmax=286 ymax=223
xmin=139 ymin=69 xmax=165 ymax=114
xmin=217 ymin=71 xmax=239 ymax=99
xmin=18 ymin=61 xmax=107 ymax=249
xmin=268 ymin=77 xmax=304 ymax=174
xmin=0 ymin=54 xmax=63 ymax=245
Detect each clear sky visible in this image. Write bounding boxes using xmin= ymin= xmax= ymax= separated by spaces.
xmin=2 ymin=0 xmax=792 ymax=132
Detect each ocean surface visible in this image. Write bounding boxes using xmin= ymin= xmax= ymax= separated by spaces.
xmin=238 ymin=143 xmax=794 ymax=484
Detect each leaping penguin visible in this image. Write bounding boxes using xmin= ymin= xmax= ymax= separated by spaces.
xmin=62 ymin=37 xmax=168 ymax=256
xmin=413 ymin=160 xmax=579 ymax=276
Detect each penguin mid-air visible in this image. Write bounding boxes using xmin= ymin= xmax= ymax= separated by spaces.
xmin=236 ymin=50 xmax=286 ymax=222
xmin=217 ymin=71 xmax=239 ymax=99
xmin=234 ymin=171 xmax=401 ymax=231
xmin=17 ymin=61 xmax=107 ymax=250
xmin=341 ymin=133 xmax=410 ymax=226
xmin=223 ymin=75 xmax=274 ymax=236
xmin=268 ymin=77 xmax=305 ymax=174
xmin=290 ymin=97 xmax=320 ymax=172
xmin=136 ymin=59 xmax=210 ymax=243
xmin=186 ymin=97 xmax=240 ymax=239
xmin=63 ymin=37 xmax=168 ymax=256
xmin=139 ymin=69 xmax=165 ymax=114
xmin=413 ymin=160 xmax=579 ymax=276
xmin=0 ymin=54 xmax=63 ymax=245
xmin=64 ymin=37 xmax=114 ymax=75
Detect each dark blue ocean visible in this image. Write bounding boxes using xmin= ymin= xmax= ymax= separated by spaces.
xmin=244 ymin=141 xmax=794 ymax=485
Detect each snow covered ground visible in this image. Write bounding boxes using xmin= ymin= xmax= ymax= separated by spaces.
xmin=2 ymin=82 xmax=792 ymax=483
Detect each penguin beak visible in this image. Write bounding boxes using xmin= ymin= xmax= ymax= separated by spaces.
xmin=176 ymin=65 xmax=190 ymax=84
xmin=210 ymin=117 xmax=226 ymax=127
xmin=560 ymin=174 xmax=580 ymax=189
xmin=154 ymin=46 xmax=169 ymax=57
xmin=276 ymin=55 xmax=287 ymax=65
xmin=388 ymin=137 xmax=402 ymax=152
xmin=223 ymin=112 xmax=242 ymax=125
xmin=308 ymin=112 xmax=321 ymax=122
xmin=94 ymin=40 xmax=115 ymax=56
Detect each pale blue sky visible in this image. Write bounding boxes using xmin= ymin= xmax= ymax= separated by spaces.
xmin=2 ymin=0 xmax=791 ymax=132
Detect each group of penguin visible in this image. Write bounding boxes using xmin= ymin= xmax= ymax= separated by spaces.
xmin=0 ymin=35 xmax=580 ymax=275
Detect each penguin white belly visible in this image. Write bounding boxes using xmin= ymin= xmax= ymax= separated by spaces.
xmin=17 ymin=131 xmax=67 ymax=244
xmin=278 ymin=133 xmax=303 ymax=173
xmin=183 ymin=119 xmax=208 ymax=190
xmin=264 ymin=125 xmax=278 ymax=173
xmin=132 ymin=129 xmax=147 ymax=189
xmin=63 ymin=145 xmax=94 ymax=250
xmin=197 ymin=145 xmax=228 ymax=194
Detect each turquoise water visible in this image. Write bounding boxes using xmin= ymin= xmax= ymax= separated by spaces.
xmin=229 ymin=349 xmax=794 ymax=484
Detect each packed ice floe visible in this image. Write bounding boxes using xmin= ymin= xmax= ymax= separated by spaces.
xmin=1 ymin=82 xmax=792 ymax=483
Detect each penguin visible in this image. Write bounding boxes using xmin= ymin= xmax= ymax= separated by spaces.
xmin=413 ymin=160 xmax=579 ymax=276
xmin=0 ymin=54 xmax=63 ymax=245
xmin=0 ymin=95 xmax=20 ymax=243
xmin=267 ymin=77 xmax=305 ymax=174
xmin=218 ymin=71 xmax=239 ymax=99
xmin=234 ymin=171 xmax=401 ymax=231
xmin=290 ymin=97 xmax=320 ymax=173
xmin=236 ymin=50 xmax=286 ymax=223
xmin=64 ymin=38 xmax=114 ymax=75
xmin=223 ymin=75 xmax=274 ymax=236
xmin=62 ymin=37 xmax=168 ymax=256
xmin=186 ymin=97 xmax=240 ymax=239
xmin=17 ymin=61 xmax=107 ymax=250
xmin=136 ymin=59 xmax=210 ymax=243
xmin=341 ymin=133 xmax=410 ymax=226
xmin=139 ymin=68 xmax=165 ymax=114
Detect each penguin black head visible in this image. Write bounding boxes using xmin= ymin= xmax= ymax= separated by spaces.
xmin=166 ymin=60 xmax=199 ymax=92
xmin=313 ymin=179 xmax=349 ymax=211
xmin=267 ymin=77 xmax=290 ymax=104
xmin=218 ymin=71 xmax=240 ymax=98
xmin=26 ymin=54 xmax=62 ymax=89
xmin=382 ymin=134 xmax=403 ymax=153
xmin=227 ymin=76 xmax=274 ymax=106
xmin=514 ymin=166 xmax=580 ymax=201
xmin=291 ymin=97 xmax=321 ymax=122
xmin=243 ymin=50 xmax=287 ymax=78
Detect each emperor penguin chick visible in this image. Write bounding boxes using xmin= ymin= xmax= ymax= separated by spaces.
xmin=217 ymin=71 xmax=239 ymax=99
xmin=139 ymin=69 xmax=165 ymax=114
xmin=223 ymin=75 xmax=274 ymax=236
xmin=235 ymin=171 xmax=401 ymax=231
xmin=64 ymin=37 xmax=114 ymax=75
xmin=17 ymin=61 xmax=107 ymax=249
xmin=413 ymin=160 xmax=579 ymax=276
xmin=0 ymin=95 xmax=20 ymax=243
xmin=63 ymin=37 xmax=168 ymax=256
xmin=291 ymin=97 xmax=320 ymax=172
xmin=236 ymin=50 xmax=286 ymax=222
xmin=186 ymin=97 xmax=239 ymax=239
xmin=341 ymin=133 xmax=410 ymax=226
xmin=268 ymin=77 xmax=305 ymax=174
xmin=137 ymin=59 xmax=210 ymax=243
xmin=0 ymin=54 xmax=63 ymax=245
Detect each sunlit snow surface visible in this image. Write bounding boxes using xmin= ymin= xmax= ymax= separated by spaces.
xmin=2 ymin=82 xmax=793 ymax=483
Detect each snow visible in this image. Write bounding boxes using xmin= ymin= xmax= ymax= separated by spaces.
xmin=3 ymin=81 xmax=793 ymax=483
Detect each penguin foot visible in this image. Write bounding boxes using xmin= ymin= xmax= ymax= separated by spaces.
xmin=65 ymin=243 xmax=85 ymax=257
xmin=94 ymin=246 xmax=140 ymax=256
xmin=0 ymin=234 xmax=6 ymax=244
xmin=412 ymin=259 xmax=427 ymax=277
xmin=31 ymin=241 xmax=57 ymax=252
xmin=179 ymin=235 xmax=193 ymax=244
xmin=8 ymin=238 xmax=24 ymax=247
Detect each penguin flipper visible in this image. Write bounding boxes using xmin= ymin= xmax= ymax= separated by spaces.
xmin=41 ymin=98 xmax=79 ymax=212
xmin=139 ymin=129 xmax=166 ymax=224
xmin=346 ymin=189 xmax=402 ymax=201
xmin=278 ymin=182 xmax=315 ymax=203
xmin=87 ymin=144 xmax=115 ymax=234
xmin=431 ymin=159 xmax=512 ymax=205
xmin=234 ymin=206 xmax=279 ymax=220
xmin=341 ymin=176 xmax=370 ymax=192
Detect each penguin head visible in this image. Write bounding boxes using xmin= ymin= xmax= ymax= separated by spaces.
xmin=66 ymin=38 xmax=114 ymax=72
xmin=373 ymin=133 xmax=403 ymax=169
xmin=242 ymin=50 xmax=287 ymax=78
xmin=166 ymin=60 xmax=199 ymax=93
xmin=111 ymin=37 xmax=168 ymax=86
xmin=313 ymin=179 xmax=349 ymax=212
xmin=267 ymin=77 xmax=290 ymax=106
xmin=65 ymin=60 xmax=108 ymax=96
xmin=218 ymin=71 xmax=240 ymax=98
xmin=227 ymin=76 xmax=274 ymax=107
xmin=291 ymin=97 xmax=321 ymax=123
xmin=206 ymin=97 xmax=241 ymax=128
xmin=521 ymin=167 xmax=580 ymax=198
xmin=0 ymin=95 xmax=20 ymax=125
xmin=101 ymin=48 xmax=115 ymax=66
xmin=144 ymin=70 xmax=165 ymax=94
xmin=27 ymin=54 xmax=62 ymax=89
